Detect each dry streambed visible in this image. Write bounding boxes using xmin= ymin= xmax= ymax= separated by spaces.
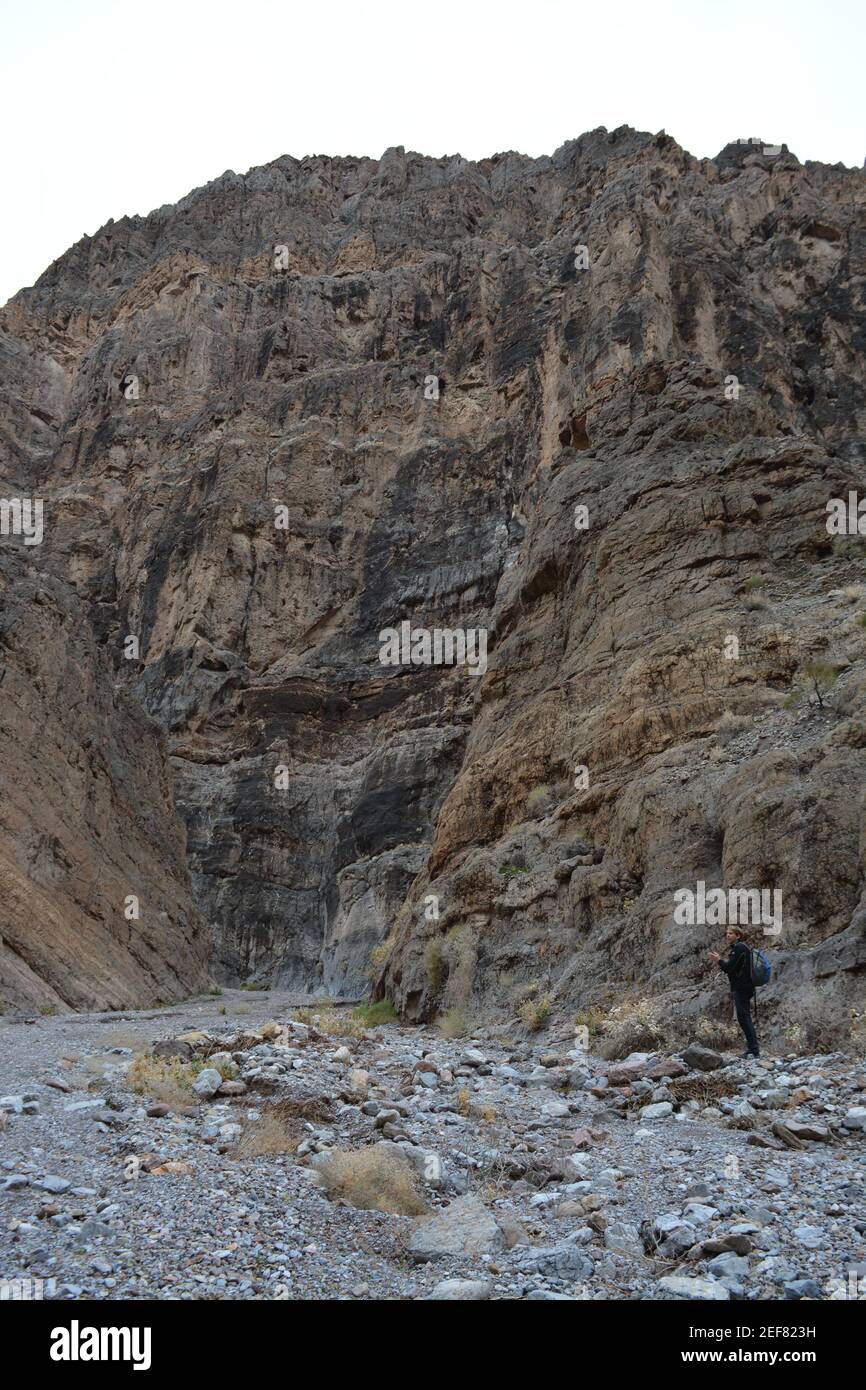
xmin=1 ymin=991 xmax=865 ymax=1301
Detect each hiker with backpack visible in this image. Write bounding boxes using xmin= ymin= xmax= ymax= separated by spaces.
xmin=708 ymin=926 xmax=770 ymax=1058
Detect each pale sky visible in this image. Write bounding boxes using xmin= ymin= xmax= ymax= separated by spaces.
xmin=1 ymin=0 xmax=863 ymax=308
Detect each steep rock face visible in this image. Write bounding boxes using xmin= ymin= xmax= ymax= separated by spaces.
xmin=1 ymin=127 xmax=865 ymax=1039
xmin=0 ymin=554 xmax=209 ymax=1011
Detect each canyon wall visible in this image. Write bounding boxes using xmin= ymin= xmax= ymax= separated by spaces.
xmin=1 ymin=127 xmax=864 ymax=1040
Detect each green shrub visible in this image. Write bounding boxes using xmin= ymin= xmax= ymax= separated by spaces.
xmin=352 ymin=999 xmax=398 ymax=1027
xmin=424 ymin=938 xmax=447 ymax=994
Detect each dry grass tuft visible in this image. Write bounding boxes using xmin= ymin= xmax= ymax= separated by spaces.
xmin=695 ymin=1015 xmax=739 ymax=1051
xmin=234 ymin=1095 xmax=336 ymax=1158
xmin=668 ymin=1074 xmax=739 ymax=1106
xmin=234 ymin=1109 xmax=300 ymax=1158
xmin=315 ymin=1146 xmax=429 ymax=1216
xmin=597 ymin=998 xmax=665 ymax=1060
xmin=125 ymin=1053 xmax=204 ymax=1107
xmin=436 ymin=1007 xmax=468 ymax=1038
xmin=292 ymin=1005 xmax=367 ymax=1038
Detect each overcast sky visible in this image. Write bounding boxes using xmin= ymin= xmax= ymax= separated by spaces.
xmin=1 ymin=0 xmax=863 ymax=307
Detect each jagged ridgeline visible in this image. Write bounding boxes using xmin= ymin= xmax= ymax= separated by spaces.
xmin=0 ymin=127 xmax=864 ymax=1044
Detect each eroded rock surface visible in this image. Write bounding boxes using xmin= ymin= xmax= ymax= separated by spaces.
xmin=1 ymin=127 xmax=865 ymax=1035
xmin=0 ymin=555 xmax=209 ymax=1011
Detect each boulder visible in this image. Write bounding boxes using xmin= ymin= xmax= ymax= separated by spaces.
xmin=408 ymin=1195 xmax=504 ymax=1262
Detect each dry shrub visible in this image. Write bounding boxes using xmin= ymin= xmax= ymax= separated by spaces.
xmin=437 ymin=926 xmax=476 ymax=1020
xmin=437 ymin=1007 xmax=468 ymax=1038
xmin=472 ymin=1102 xmax=498 ymax=1124
xmin=696 ymin=1015 xmax=740 ymax=1051
xmin=271 ymin=1095 xmax=335 ymax=1125
xmin=574 ymin=1006 xmax=606 ymax=1039
xmin=525 ymin=783 xmax=554 ymax=816
xmin=352 ymin=1000 xmax=398 ymax=1027
xmin=235 ymin=1109 xmax=300 ymax=1158
xmin=292 ymin=1006 xmax=366 ymax=1038
xmin=235 ymin=1094 xmax=336 ymax=1158
xmin=597 ymin=998 xmax=665 ymax=1061
xmin=520 ymin=992 xmax=553 ymax=1032
xmin=315 ymin=1146 xmax=428 ymax=1216
xmin=668 ymin=1074 xmax=739 ymax=1106
xmin=125 ymin=1053 xmax=203 ymax=1107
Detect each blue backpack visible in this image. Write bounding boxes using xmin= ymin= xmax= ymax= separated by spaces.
xmin=750 ymin=948 xmax=771 ymax=987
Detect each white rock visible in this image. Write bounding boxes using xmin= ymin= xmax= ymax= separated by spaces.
xmin=427 ymin=1279 xmax=493 ymax=1300
xmin=659 ymin=1275 xmax=730 ymax=1301
xmin=640 ymin=1101 xmax=673 ymax=1120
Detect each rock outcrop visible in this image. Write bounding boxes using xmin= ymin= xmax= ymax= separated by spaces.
xmin=1 ymin=127 xmax=864 ymax=1039
xmin=0 ymin=554 xmax=209 ymax=1011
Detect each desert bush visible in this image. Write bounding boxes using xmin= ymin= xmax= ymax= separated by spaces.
xmin=315 ymin=1146 xmax=428 ymax=1215
xmin=696 ymin=1014 xmax=739 ymax=1050
xmin=525 ymin=783 xmax=558 ymax=816
xmin=519 ymin=992 xmax=553 ymax=1032
xmin=444 ymin=925 xmax=476 ymax=1007
xmin=597 ymin=998 xmax=665 ymax=1060
xmin=234 ymin=1109 xmax=300 ymax=1158
xmin=369 ymin=934 xmax=397 ymax=974
xmin=716 ymin=710 xmax=750 ymax=746
xmin=849 ymin=1009 xmax=866 ymax=1056
xmin=437 ymin=1006 xmax=468 ymax=1038
xmin=424 ymin=938 xmax=447 ymax=995
xmin=498 ymin=862 xmax=529 ymax=878
xmin=293 ymin=1005 xmax=367 ymax=1038
xmin=785 ymin=659 xmax=839 ymax=712
xmin=574 ymin=1006 xmax=606 ymax=1039
xmin=804 ymin=660 xmax=839 ymax=708
xmin=125 ymin=1053 xmax=204 ymax=1106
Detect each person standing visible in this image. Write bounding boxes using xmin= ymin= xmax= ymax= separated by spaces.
xmin=709 ymin=926 xmax=760 ymax=1057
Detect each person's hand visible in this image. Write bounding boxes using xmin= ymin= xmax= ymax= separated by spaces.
xmin=708 ymin=951 xmax=721 ymax=963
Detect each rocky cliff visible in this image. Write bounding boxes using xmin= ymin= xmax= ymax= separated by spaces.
xmin=1 ymin=126 xmax=864 ymax=1042
xmin=0 ymin=550 xmax=209 ymax=1011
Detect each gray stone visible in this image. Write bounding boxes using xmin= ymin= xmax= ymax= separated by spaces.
xmin=192 ymin=1068 xmax=223 ymax=1099
xmin=640 ymin=1101 xmax=673 ymax=1120
xmin=39 ymin=1175 xmax=71 ymax=1194
xmin=658 ymin=1275 xmax=730 ymax=1301
xmin=681 ymin=1045 xmax=725 ymax=1072
xmin=408 ymin=1195 xmax=504 ymax=1262
xmin=426 ymin=1279 xmax=493 ymax=1300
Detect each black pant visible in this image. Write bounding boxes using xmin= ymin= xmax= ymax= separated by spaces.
xmin=733 ymin=988 xmax=759 ymax=1055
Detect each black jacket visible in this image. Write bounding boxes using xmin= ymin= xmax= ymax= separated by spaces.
xmin=719 ymin=941 xmax=753 ymax=994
